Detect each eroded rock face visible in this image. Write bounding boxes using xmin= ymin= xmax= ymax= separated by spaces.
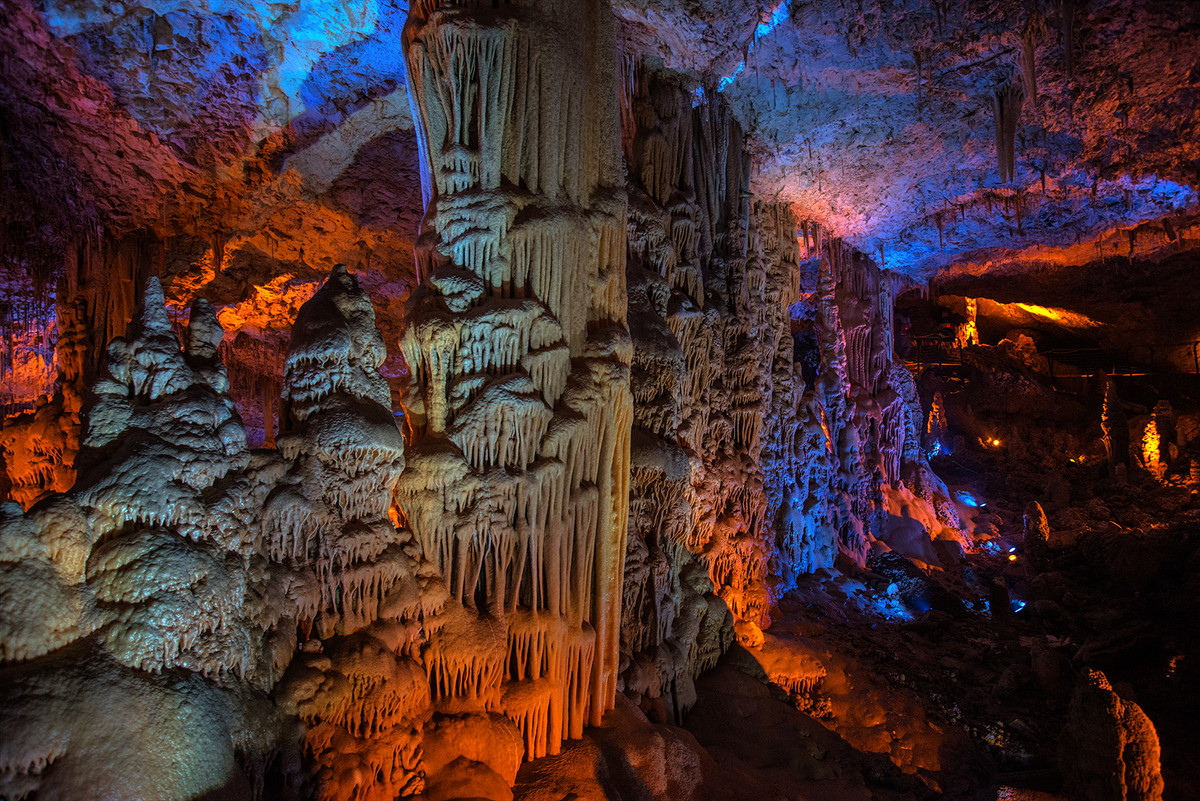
xmin=1060 ymin=669 xmax=1164 ymax=801
xmin=0 ymin=267 xmax=443 ymax=800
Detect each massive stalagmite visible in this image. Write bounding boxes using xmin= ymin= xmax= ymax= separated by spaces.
xmin=0 ymin=278 xmax=289 ymax=799
xmin=0 ymin=267 xmax=444 ymax=800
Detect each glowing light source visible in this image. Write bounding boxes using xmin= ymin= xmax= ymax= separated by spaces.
xmin=718 ymin=0 xmax=789 ymax=92
xmin=215 ymin=274 xmax=322 ymax=335
xmin=718 ymin=62 xmax=745 ymax=91
xmin=755 ymin=0 xmax=791 ymax=40
xmin=1143 ymin=418 xmax=1166 ymax=482
xmin=1009 ymin=302 xmax=1099 ymax=328
xmin=1015 ymin=302 xmax=1065 ymax=321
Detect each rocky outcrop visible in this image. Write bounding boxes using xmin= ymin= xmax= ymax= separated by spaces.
xmin=1060 ymin=669 xmax=1164 ymax=801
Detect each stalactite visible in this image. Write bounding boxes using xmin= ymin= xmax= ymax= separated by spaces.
xmin=993 ymin=78 xmax=1025 ymax=183
xmin=1021 ymin=17 xmax=1041 ymax=105
xmin=1060 ymin=0 xmax=1075 ymax=79
xmin=1102 ymin=375 xmax=1130 ymax=473
xmin=220 ymin=332 xmax=287 ymax=448
xmin=914 ymin=47 xmax=924 ymax=113
xmin=0 ymin=271 xmax=54 ymax=408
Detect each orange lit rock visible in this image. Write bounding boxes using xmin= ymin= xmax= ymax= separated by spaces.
xmin=0 ymin=401 xmax=78 ymax=510
xmin=1060 ymin=669 xmax=1164 ymax=801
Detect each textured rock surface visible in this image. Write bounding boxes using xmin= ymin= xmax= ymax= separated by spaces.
xmin=1060 ymin=670 xmax=1164 ymax=801
xmin=0 ymin=0 xmax=1193 ymax=799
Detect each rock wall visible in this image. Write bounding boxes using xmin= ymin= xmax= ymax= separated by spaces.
xmin=616 ymin=63 xmax=940 ymax=722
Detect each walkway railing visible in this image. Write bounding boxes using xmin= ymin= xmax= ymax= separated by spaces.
xmin=1044 ymin=341 xmax=1200 ymax=384
xmin=905 ymin=335 xmax=962 ymax=373
xmin=903 ymin=338 xmax=1200 ymax=391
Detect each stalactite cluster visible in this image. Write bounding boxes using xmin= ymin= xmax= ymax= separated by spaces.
xmin=220 ymin=332 xmax=288 ymax=448
xmin=397 ymin=0 xmax=632 ymax=766
xmin=0 ymin=230 xmax=161 ymax=510
xmin=615 ymin=64 xmax=951 ymax=723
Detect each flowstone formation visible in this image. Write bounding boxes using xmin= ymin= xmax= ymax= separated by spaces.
xmin=0 ymin=6 xmax=965 ymax=796
xmin=620 ymin=67 xmax=786 ymax=719
xmin=398 ymin=0 xmax=633 ymax=765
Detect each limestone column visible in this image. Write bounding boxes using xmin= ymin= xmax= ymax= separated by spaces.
xmin=399 ymin=0 xmax=632 ymax=754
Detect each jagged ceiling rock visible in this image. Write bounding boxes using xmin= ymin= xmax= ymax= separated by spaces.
xmin=1 ymin=0 xmax=416 ymax=252
xmin=5 ymin=0 xmax=1197 ymax=282
xmin=613 ymin=0 xmax=777 ymax=77
xmin=39 ymin=0 xmax=404 ymax=134
xmin=622 ymin=0 xmax=1200 ymax=276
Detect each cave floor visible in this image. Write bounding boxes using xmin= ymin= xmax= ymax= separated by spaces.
xmin=515 ymin=452 xmax=1200 ymax=801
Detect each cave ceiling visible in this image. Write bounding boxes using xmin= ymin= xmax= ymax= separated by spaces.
xmin=3 ymin=0 xmax=1198 ymax=279
xmin=620 ymin=0 xmax=1200 ymax=276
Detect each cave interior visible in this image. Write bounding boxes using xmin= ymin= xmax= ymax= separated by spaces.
xmin=1 ymin=1 xmax=1199 ymax=800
